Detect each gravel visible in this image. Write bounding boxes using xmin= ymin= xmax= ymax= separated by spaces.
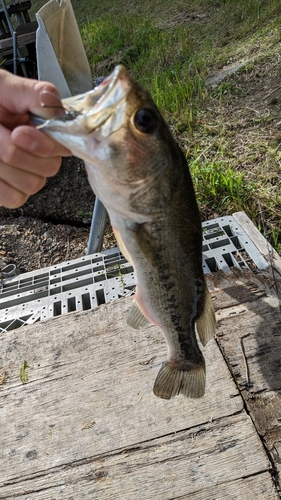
xmin=0 ymin=157 xmax=116 ymax=275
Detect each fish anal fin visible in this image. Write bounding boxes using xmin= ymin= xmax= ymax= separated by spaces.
xmin=196 ymin=284 xmax=216 ymax=346
xmin=153 ymin=360 xmax=206 ymax=399
xmin=127 ymin=299 xmax=151 ymax=330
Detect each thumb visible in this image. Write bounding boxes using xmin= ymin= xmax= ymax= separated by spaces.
xmin=0 ymin=69 xmax=63 ymax=119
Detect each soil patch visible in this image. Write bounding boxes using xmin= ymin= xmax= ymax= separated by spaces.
xmin=0 ymin=157 xmax=116 ymax=274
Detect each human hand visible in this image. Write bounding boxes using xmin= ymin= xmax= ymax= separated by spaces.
xmin=0 ymin=69 xmax=71 ymax=208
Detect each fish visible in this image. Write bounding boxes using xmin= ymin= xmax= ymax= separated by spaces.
xmin=30 ymin=65 xmax=216 ymax=399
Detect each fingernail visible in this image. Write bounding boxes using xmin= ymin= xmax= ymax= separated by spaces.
xmin=34 ymin=84 xmax=63 ymax=119
xmin=39 ymin=92 xmax=65 ymax=119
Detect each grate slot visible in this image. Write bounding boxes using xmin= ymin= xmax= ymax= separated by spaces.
xmin=209 ymin=238 xmax=230 ymax=249
xmin=67 ymin=297 xmax=76 ymax=312
xmin=34 ymin=274 xmax=48 ymax=283
xmin=223 ymin=253 xmax=235 ymax=268
xmin=61 ymin=260 xmax=89 ymax=272
xmin=222 ymin=225 xmax=233 ymax=237
xmin=96 ymin=288 xmax=105 ymax=305
xmin=53 ymin=301 xmax=62 ymax=316
xmin=62 ymin=277 xmax=93 ymax=292
xmin=205 ymin=257 xmax=218 ymax=272
xmin=203 ymin=227 xmax=225 ymax=240
xmin=0 ymin=280 xmax=49 ymax=299
xmin=230 ymin=235 xmax=242 ymax=249
xmin=0 ymin=314 xmax=33 ymax=333
xmin=82 ymin=293 xmax=91 ymax=310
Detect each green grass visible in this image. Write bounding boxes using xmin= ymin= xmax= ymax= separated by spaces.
xmin=189 ymin=158 xmax=254 ymax=215
xmin=30 ymin=0 xmax=281 ymax=251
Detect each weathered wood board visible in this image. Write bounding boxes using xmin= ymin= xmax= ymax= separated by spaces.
xmin=0 ymin=294 xmax=277 ymax=499
xmin=0 ymin=415 xmax=277 ymax=499
xmin=0 ymin=31 xmax=37 ymax=51
xmin=208 ymin=267 xmax=281 ymax=490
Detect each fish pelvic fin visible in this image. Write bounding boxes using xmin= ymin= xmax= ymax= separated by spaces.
xmin=153 ymin=360 xmax=206 ymax=400
xmin=127 ymin=299 xmax=151 ymax=330
xmin=196 ymin=284 xmax=216 ymax=347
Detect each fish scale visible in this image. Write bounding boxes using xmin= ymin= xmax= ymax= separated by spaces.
xmin=30 ymin=65 xmax=216 ymax=400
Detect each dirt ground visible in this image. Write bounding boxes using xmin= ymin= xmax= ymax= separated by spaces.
xmin=0 ymin=157 xmax=116 ymax=274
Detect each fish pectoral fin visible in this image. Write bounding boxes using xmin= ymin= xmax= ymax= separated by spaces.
xmin=153 ymin=360 xmax=206 ymax=399
xmin=126 ymin=299 xmax=151 ymax=330
xmin=196 ymin=284 xmax=216 ymax=346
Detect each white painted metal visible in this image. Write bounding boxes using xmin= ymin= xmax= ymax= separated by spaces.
xmin=0 ymin=215 xmax=268 ymax=333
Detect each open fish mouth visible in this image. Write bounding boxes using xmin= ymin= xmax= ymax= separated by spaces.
xmin=30 ymin=65 xmax=131 ymax=135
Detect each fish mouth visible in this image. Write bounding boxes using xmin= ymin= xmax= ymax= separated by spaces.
xmin=30 ymin=65 xmax=131 ymax=135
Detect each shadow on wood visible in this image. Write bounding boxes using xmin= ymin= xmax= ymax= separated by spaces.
xmin=208 ymin=267 xmax=281 ymax=487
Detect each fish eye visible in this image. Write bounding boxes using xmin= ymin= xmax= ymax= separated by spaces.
xmin=134 ymin=108 xmax=158 ymax=134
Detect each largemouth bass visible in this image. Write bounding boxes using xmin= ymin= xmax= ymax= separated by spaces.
xmin=31 ymin=65 xmax=216 ymax=399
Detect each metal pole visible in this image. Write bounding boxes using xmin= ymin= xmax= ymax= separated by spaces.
xmin=12 ymin=30 xmax=17 ymax=74
xmin=86 ymin=198 xmax=108 ymax=255
xmin=1 ymin=0 xmax=28 ymax=77
xmin=1 ymin=0 xmax=13 ymax=33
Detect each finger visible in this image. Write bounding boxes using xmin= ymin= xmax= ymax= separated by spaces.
xmin=0 ymin=125 xmax=62 ymax=177
xmin=0 ymin=178 xmax=28 ymax=208
xmin=0 ymin=163 xmax=46 ymax=206
xmin=0 ymin=162 xmax=46 ymax=197
xmin=11 ymin=125 xmax=71 ymax=158
xmin=0 ymin=69 xmax=63 ymax=119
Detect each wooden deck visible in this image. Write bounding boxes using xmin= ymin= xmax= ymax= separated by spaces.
xmin=1 ymin=213 xmax=281 ymax=499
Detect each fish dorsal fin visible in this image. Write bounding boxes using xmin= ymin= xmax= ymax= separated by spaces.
xmin=127 ymin=299 xmax=151 ymax=330
xmin=196 ymin=283 xmax=216 ymax=346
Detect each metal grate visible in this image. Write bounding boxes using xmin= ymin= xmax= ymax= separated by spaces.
xmin=0 ymin=247 xmax=135 ymax=333
xmin=0 ymin=215 xmax=268 ymax=333
xmin=202 ymin=215 xmax=268 ymax=273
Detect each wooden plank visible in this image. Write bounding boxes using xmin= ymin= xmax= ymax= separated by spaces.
xmin=0 ymin=296 xmax=242 ymax=486
xmin=0 ymin=414 xmax=275 ymax=499
xmin=0 ymin=31 xmax=36 ymax=51
xmin=208 ymin=267 xmax=281 ymax=486
xmin=233 ymin=211 xmax=270 ymax=258
xmin=178 ymin=474 xmax=279 ymax=500
xmin=208 ymin=269 xmax=281 ymax=394
xmin=233 ymin=211 xmax=281 ymax=274
xmin=245 ymin=391 xmax=281 ymax=446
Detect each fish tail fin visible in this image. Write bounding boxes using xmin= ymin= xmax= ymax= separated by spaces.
xmin=153 ymin=360 xmax=206 ymax=400
xmin=196 ymin=283 xmax=216 ymax=346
